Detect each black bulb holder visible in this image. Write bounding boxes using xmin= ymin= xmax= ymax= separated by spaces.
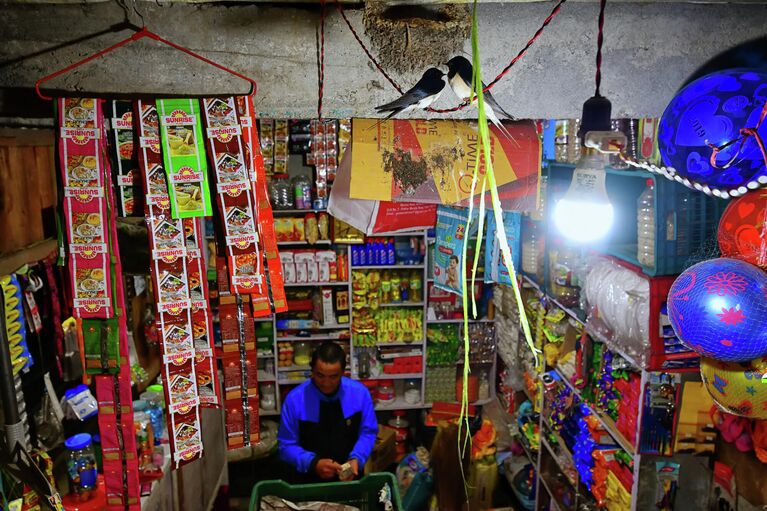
xmin=578 ymin=94 xmax=612 ymax=143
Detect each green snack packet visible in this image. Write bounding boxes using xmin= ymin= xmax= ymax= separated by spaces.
xmin=82 ymin=318 xmax=122 ymax=374
xmin=157 ymin=99 xmax=213 ymax=218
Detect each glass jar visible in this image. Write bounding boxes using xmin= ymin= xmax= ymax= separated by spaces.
xmin=65 ymin=433 xmax=98 ymax=500
xmin=549 ymin=245 xmax=582 ymax=308
xmin=260 ymin=383 xmax=276 ymax=411
xmin=478 ymin=370 xmax=490 ymax=400
xmin=293 ymin=342 xmax=312 ymax=366
xmin=293 ymin=174 xmax=313 ymax=210
xmin=269 ymin=173 xmax=294 ymax=210
xmin=404 ymin=379 xmax=421 ymax=404
xmin=377 ymin=380 xmax=395 ymax=405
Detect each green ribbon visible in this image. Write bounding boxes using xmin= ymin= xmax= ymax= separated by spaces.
xmin=457 ymin=1 xmax=540 ymax=503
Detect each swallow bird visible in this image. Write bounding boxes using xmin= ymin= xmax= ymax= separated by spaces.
xmin=374 ymin=68 xmax=446 ymax=121
xmin=445 ymin=56 xmax=517 ymax=142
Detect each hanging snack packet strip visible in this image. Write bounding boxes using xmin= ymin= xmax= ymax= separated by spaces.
xmin=220 ymin=296 xmax=259 ymax=449
xmin=57 ymin=97 xmax=112 ymax=318
xmin=95 ymin=374 xmax=140 ymax=510
xmin=106 ymin=100 xmax=143 ymax=217
xmin=201 ymin=97 xmax=266 ymax=305
xmin=185 ymin=218 xmax=221 ymax=408
xmin=157 ymin=99 xmax=213 ymax=218
xmin=136 ymin=99 xmax=203 ymax=469
xmin=237 ymin=96 xmax=287 ymax=313
xmin=101 ymin=103 xmax=141 ymax=509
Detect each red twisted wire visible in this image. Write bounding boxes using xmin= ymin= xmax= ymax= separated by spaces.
xmin=334 ymin=1 xmax=404 ymax=95
xmin=332 ymin=0 xmax=566 ymax=113
xmin=594 ymin=0 xmax=607 ymax=97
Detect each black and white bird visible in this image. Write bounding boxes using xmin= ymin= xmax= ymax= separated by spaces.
xmin=445 ymin=56 xmax=517 ymax=142
xmin=374 ymin=68 xmax=446 ymax=121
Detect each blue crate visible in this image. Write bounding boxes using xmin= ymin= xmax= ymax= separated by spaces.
xmin=546 ymin=163 xmax=726 ymax=276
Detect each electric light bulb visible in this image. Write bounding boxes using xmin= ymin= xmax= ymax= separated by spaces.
xmin=553 ymin=150 xmax=614 ymax=243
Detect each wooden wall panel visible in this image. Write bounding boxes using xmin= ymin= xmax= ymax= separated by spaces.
xmin=0 ymin=131 xmax=56 ymax=254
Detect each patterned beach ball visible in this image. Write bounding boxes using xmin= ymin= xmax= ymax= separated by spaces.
xmin=718 ymin=189 xmax=767 ymax=269
xmin=700 ymin=356 xmax=767 ymax=419
xmin=667 ymin=258 xmax=767 ymax=361
xmin=658 ymin=69 xmax=767 ymax=195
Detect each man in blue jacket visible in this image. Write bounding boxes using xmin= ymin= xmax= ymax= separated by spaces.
xmin=278 ymin=342 xmax=378 ymax=482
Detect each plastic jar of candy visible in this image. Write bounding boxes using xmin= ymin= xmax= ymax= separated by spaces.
xmin=377 ymin=380 xmax=395 ymax=405
xmin=260 ymin=383 xmax=277 ymax=411
xmin=404 ymin=379 xmax=421 ymax=404
xmin=293 ymin=342 xmax=312 ymax=366
xmin=269 ymin=174 xmax=294 ymax=210
xmin=65 ymin=433 xmax=98 ymax=501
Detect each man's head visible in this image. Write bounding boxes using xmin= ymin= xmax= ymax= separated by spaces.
xmin=310 ymin=342 xmax=346 ymax=395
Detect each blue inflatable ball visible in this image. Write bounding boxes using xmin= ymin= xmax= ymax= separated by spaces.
xmin=667 ymin=258 xmax=767 ymax=362
xmin=658 ymin=69 xmax=767 ymax=196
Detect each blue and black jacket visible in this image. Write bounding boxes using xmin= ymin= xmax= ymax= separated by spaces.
xmin=278 ymin=377 xmax=378 ymax=478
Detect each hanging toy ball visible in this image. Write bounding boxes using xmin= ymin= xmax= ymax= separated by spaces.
xmin=667 ymin=258 xmax=767 ymax=361
xmin=718 ymin=189 xmax=767 ymax=269
xmin=700 ymin=356 xmax=767 ymax=419
xmin=657 ymin=69 xmax=767 ymax=197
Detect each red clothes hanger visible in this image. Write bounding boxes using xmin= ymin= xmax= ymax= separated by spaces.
xmin=35 ymin=26 xmax=257 ymax=100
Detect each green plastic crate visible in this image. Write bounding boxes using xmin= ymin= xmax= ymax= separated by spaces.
xmin=250 ymin=473 xmax=402 ymax=511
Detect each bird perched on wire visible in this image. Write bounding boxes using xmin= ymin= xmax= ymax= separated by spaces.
xmin=445 ymin=56 xmax=517 ymax=143
xmin=373 ymin=67 xmax=446 ymax=122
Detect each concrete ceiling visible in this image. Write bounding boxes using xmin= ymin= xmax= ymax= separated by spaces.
xmin=0 ymin=1 xmax=766 ymax=120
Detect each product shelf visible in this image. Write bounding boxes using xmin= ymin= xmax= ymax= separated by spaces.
xmin=276 ymin=323 xmax=351 ymax=330
xmin=552 ymin=369 xmax=636 ymax=456
xmin=276 ymin=335 xmax=350 ymax=342
xmin=352 ymin=264 xmax=425 ymax=270
xmin=374 ymin=396 xmax=425 ymax=411
xmin=283 ymin=281 xmax=349 ymax=287
xmin=277 ymin=240 xmax=332 ymax=246
xmin=355 ymin=373 xmax=423 ymax=380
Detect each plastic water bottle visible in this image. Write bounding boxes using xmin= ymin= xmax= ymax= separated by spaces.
xmin=637 ymin=179 xmax=655 ymax=268
xmin=522 ymin=218 xmax=544 ymax=281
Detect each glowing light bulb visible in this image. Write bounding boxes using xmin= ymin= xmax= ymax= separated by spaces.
xmin=553 ymin=150 xmax=613 ymax=243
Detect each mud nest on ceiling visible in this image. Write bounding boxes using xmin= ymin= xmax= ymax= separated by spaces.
xmin=363 ymin=4 xmax=471 ymax=74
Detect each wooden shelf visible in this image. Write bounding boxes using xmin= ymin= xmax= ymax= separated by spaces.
xmin=0 ymin=239 xmax=57 ymax=276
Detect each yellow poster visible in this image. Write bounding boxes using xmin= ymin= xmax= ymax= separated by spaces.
xmin=349 ymin=118 xmax=540 ymax=207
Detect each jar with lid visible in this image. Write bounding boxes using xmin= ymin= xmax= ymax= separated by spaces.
xmin=293 ymin=342 xmax=312 ymax=366
xmin=260 ymin=383 xmax=276 ymax=411
xmin=292 ymin=174 xmax=313 ymax=210
xmin=388 ymin=410 xmax=410 ymax=461
xmin=65 ymin=433 xmax=98 ymax=501
xmin=268 ymin=173 xmax=294 ymax=210
xmin=404 ymin=379 xmax=421 ymax=405
xmin=549 ymin=244 xmax=582 ymax=308
xmin=377 ymin=380 xmax=395 ymax=405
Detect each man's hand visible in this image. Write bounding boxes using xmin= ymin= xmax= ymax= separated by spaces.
xmin=339 ymin=459 xmax=359 ymax=481
xmin=315 ymin=459 xmax=342 ymax=480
